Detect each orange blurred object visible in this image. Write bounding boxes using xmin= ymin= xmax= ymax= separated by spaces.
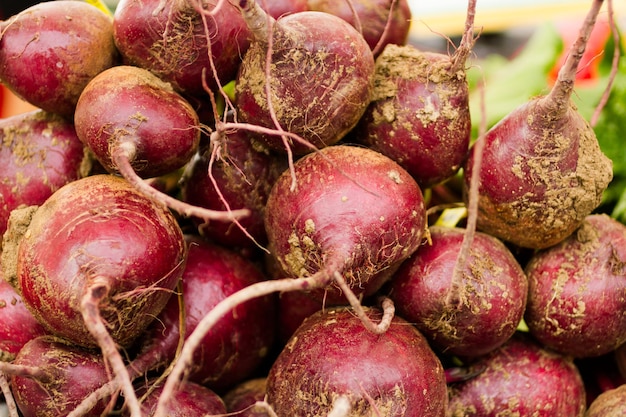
xmin=0 ymin=84 xmax=38 ymax=118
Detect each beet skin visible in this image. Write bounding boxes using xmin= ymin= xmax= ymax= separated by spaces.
xmin=267 ymin=306 xmax=448 ymax=416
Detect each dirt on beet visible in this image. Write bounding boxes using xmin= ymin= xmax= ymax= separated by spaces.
xmin=475 ymin=101 xmax=612 ymax=249
xmin=1 ymin=205 xmax=38 ymax=289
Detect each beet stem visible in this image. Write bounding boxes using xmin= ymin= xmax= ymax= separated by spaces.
xmin=543 ymin=0 xmax=605 ymax=114
xmin=371 ymin=0 xmax=397 ymax=57
xmin=0 ymin=362 xmax=45 ymax=380
xmin=591 ymin=0 xmax=619 ymax=127
xmin=68 ymin=284 xmax=186 ymax=417
xmin=0 ymin=374 xmax=19 ymax=417
xmin=450 ymin=0 xmax=478 ymax=73
xmin=234 ymin=0 xmax=277 ymax=44
xmin=80 ymin=279 xmax=142 ymax=417
xmin=333 ymin=271 xmax=395 ymax=334
xmin=253 ymin=400 xmax=279 ymax=417
xmin=111 ymin=141 xmax=250 ymax=223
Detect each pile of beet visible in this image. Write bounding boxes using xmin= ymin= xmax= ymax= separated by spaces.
xmin=0 ymin=0 xmax=623 ymax=416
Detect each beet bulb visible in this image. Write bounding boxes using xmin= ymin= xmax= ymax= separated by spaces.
xmin=353 ymin=0 xmax=476 ymax=189
xmin=74 ymin=65 xmax=246 ymax=223
xmin=8 ymin=335 xmax=112 ymax=417
xmin=266 ymin=306 xmax=448 ymax=416
xmin=15 ymin=174 xmax=186 ymax=350
xmin=0 ymin=110 xmax=88 ymax=238
xmin=234 ymin=0 xmax=375 ymax=154
xmin=180 ymin=128 xmax=285 ymax=253
xmin=134 ymin=236 xmax=277 ymax=391
xmin=113 ymin=0 xmax=251 ymax=95
xmin=0 ymin=1 xmax=118 ymax=118
xmin=448 ymin=333 xmax=586 ymax=417
xmin=463 ymin=0 xmax=613 ymax=249
xmin=307 ymin=0 xmax=412 ymax=55
xmin=223 ymin=377 xmax=271 ymax=417
xmin=124 ymin=379 xmax=226 ymax=417
xmin=264 ymin=144 xmax=426 ymax=304
xmin=0 ymin=277 xmax=46 ymax=361
xmin=524 ymin=214 xmax=626 ymax=358
xmin=388 ymin=225 xmax=528 ymax=358
xmin=586 ymin=384 xmax=626 ymax=417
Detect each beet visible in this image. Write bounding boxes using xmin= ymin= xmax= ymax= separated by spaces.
xmin=180 ymin=128 xmax=285 ymax=252
xmin=0 ymin=110 xmax=88 ymax=238
xmin=15 ymin=174 xmax=186 ymax=349
xmin=0 ymin=1 xmax=118 ymax=118
xmin=266 ymin=306 xmax=448 ymax=416
xmin=153 ymin=145 xmax=426 ymax=415
xmin=75 ymin=65 xmax=199 ymax=180
xmin=462 ymin=0 xmax=613 ymax=249
xmin=0 ymin=277 xmax=46 ymax=361
xmin=74 ymin=65 xmax=246 ymax=223
xmin=234 ymin=0 xmax=375 ymax=154
xmin=388 ymin=225 xmax=528 ymax=358
xmin=307 ymin=0 xmax=412 ymax=55
xmin=9 ymin=335 xmax=111 ymax=417
xmin=276 ymin=290 xmax=331 ymax=345
xmin=524 ymin=214 xmax=626 ymax=358
xmin=134 ymin=236 xmax=277 ymax=391
xmin=223 ymin=377 xmax=271 ymax=417
xmin=447 ymin=333 xmax=586 ymax=417
xmin=353 ymin=0 xmax=476 ymax=189
xmin=264 ymin=144 xmax=426 ymax=303
xmin=113 ymin=0 xmax=251 ymax=95
xmin=125 ymin=379 xmax=226 ymax=417
xmin=261 ymin=0 xmax=309 ymax=18
xmin=586 ymin=384 xmax=626 ymax=417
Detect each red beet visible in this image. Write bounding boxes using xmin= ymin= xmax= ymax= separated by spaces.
xmin=180 ymin=128 xmax=285 ymax=252
xmin=15 ymin=174 xmax=186 ymax=349
xmin=264 ymin=144 xmax=426 ymax=303
xmin=462 ymin=0 xmax=613 ymax=249
xmin=9 ymin=335 xmax=112 ymax=417
xmin=586 ymin=384 xmax=626 ymax=417
xmin=0 ymin=276 xmax=46 ymax=361
xmin=307 ymin=0 xmax=412 ymax=55
xmin=152 ymin=145 xmax=426 ymax=415
xmin=223 ymin=377 xmax=271 ymax=417
xmin=353 ymin=0 xmax=476 ymax=189
xmin=234 ymin=0 xmax=375 ymax=154
xmin=448 ymin=333 xmax=586 ymax=417
xmin=388 ymin=225 xmax=528 ymax=358
xmin=75 ymin=65 xmax=199 ymax=180
xmin=134 ymin=236 xmax=277 ymax=391
xmin=266 ymin=306 xmax=448 ymax=416
xmin=113 ymin=0 xmax=251 ymax=95
xmin=125 ymin=379 xmax=226 ymax=417
xmin=276 ymin=290 xmax=330 ymax=345
xmin=0 ymin=110 xmax=88 ymax=237
xmin=524 ymin=214 xmax=626 ymax=358
xmin=261 ymin=0 xmax=309 ymax=18
xmin=74 ymin=65 xmax=245 ymax=223
xmin=13 ymin=174 xmax=187 ymax=415
xmin=0 ymin=1 xmax=118 ymax=118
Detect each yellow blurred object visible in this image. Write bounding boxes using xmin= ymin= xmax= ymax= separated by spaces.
xmin=84 ymin=0 xmax=113 ymax=16
xmin=434 ymin=206 xmax=468 ymax=228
